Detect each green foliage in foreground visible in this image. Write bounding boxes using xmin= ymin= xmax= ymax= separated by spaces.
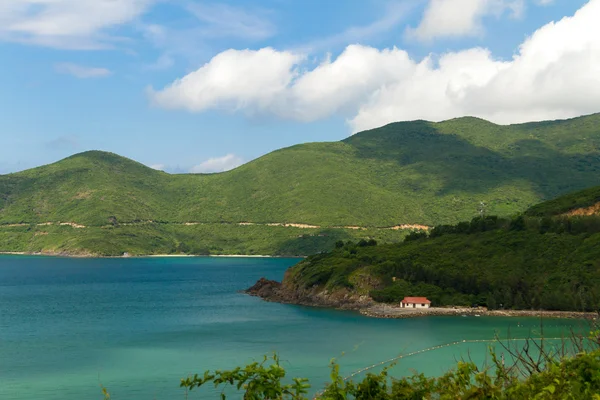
xmin=100 ymin=328 xmax=600 ymax=399
xmin=179 ymin=340 xmax=600 ymax=399
xmin=286 ymin=214 xmax=600 ymax=311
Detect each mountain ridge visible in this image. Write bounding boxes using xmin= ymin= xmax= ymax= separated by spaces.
xmin=2 ymin=112 xmax=600 ymax=255
xmin=5 ymin=112 xmax=599 ymax=177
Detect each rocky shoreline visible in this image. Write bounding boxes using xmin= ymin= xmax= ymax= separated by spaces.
xmin=244 ymin=277 xmax=374 ymax=310
xmin=245 ymin=277 xmax=598 ymax=320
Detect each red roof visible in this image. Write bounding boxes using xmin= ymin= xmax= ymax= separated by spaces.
xmin=401 ymin=297 xmax=431 ymax=304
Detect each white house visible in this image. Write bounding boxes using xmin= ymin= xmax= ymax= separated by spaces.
xmin=400 ymin=297 xmax=431 ymax=309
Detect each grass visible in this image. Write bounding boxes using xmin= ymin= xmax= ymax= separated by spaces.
xmin=0 ymin=223 xmax=408 ymax=257
xmin=1 ymin=113 xmax=600 ymax=255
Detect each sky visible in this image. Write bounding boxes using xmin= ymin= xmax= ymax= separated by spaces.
xmin=1 ymin=0 xmax=598 ymax=174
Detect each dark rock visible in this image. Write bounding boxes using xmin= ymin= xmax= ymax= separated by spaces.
xmin=244 ymin=273 xmax=374 ymax=311
xmin=245 ymin=277 xmax=282 ymax=298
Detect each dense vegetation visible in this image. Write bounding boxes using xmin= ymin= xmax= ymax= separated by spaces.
xmin=1 ymin=113 xmax=600 ymax=255
xmin=174 ymin=331 xmax=600 ymax=399
xmin=286 ymin=208 xmax=600 ymax=311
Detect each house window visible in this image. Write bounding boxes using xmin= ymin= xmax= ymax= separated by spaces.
xmin=422 ymin=304 xmax=425 ymax=306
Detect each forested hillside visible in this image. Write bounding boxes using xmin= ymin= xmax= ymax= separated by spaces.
xmin=1 ymin=113 xmax=600 ymax=255
xmin=278 ymin=186 xmax=600 ymax=311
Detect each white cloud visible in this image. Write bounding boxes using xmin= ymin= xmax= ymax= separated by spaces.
xmin=149 ymin=164 xmax=165 ymax=171
xmin=407 ymin=0 xmax=524 ymax=41
xmin=352 ymin=0 xmax=600 ymax=130
xmin=534 ymin=0 xmax=554 ymax=5
xmin=150 ymin=45 xmax=414 ymax=121
xmin=150 ymin=0 xmax=600 ymax=131
xmin=190 ymin=154 xmax=244 ymax=174
xmin=350 ymin=49 xmax=509 ymax=131
xmin=149 ymin=47 xmax=304 ymax=113
xmin=286 ymin=46 xmax=415 ymax=121
xmin=55 ymin=63 xmax=111 ymax=78
xmin=0 ymin=0 xmax=154 ymax=49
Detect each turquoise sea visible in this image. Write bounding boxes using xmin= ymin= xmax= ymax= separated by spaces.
xmin=0 ymin=256 xmax=585 ymax=399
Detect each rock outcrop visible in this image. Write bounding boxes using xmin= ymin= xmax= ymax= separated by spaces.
xmin=245 ymin=270 xmax=374 ymax=310
xmin=245 ymin=277 xmax=283 ymax=299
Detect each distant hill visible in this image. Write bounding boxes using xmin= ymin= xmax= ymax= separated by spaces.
xmin=1 ymin=113 xmax=600 ymax=255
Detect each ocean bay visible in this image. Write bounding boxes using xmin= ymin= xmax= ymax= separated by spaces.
xmin=0 ymin=256 xmax=584 ymax=399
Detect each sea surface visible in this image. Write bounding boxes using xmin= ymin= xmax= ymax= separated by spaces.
xmin=0 ymin=256 xmax=586 ymax=399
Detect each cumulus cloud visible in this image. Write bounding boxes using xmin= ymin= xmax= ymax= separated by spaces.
xmin=0 ymin=0 xmax=154 ymax=49
xmin=150 ymin=0 xmax=600 ymax=131
xmin=287 ymin=46 xmax=415 ymax=121
xmin=407 ymin=0 xmax=524 ymax=42
xmin=353 ymin=0 xmax=600 ymax=131
xmin=150 ymin=47 xmax=303 ymax=114
xmin=55 ymin=63 xmax=111 ymax=78
xmin=150 ymin=45 xmax=413 ymax=121
xmin=190 ymin=154 xmax=244 ymax=174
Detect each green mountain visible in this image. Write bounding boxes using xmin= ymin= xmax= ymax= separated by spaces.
xmin=257 ymin=187 xmax=600 ymax=312
xmin=1 ymin=113 xmax=600 ymax=256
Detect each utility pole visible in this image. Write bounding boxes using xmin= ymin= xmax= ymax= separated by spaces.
xmin=478 ymin=201 xmax=487 ymax=217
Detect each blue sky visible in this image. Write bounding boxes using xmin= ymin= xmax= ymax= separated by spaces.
xmin=1 ymin=0 xmax=597 ymax=174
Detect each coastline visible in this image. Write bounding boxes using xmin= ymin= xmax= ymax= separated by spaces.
xmin=147 ymin=254 xmax=299 ymax=258
xmin=361 ymin=305 xmax=598 ymax=320
xmin=245 ymin=278 xmax=599 ymax=320
xmin=0 ymin=251 xmax=301 ymax=259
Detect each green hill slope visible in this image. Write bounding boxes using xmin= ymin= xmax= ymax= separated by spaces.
xmin=0 ymin=151 xmax=174 ymax=225
xmin=1 ymin=113 xmax=600 ymax=255
xmin=270 ymin=210 xmax=600 ymax=312
xmin=179 ymin=113 xmax=600 ymax=226
xmin=526 ymin=185 xmax=600 ymax=217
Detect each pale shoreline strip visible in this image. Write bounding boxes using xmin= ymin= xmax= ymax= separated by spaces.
xmin=147 ymin=254 xmax=276 ymax=258
xmin=0 ymin=252 xmax=296 ymax=258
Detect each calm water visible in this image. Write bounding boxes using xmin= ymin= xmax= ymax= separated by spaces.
xmin=0 ymin=256 xmax=585 ymax=399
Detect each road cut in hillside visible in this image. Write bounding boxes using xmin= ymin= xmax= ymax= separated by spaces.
xmin=0 ymin=221 xmax=431 ymax=231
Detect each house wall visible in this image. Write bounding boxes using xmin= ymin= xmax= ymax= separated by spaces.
xmin=401 ymin=302 xmax=430 ymax=309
